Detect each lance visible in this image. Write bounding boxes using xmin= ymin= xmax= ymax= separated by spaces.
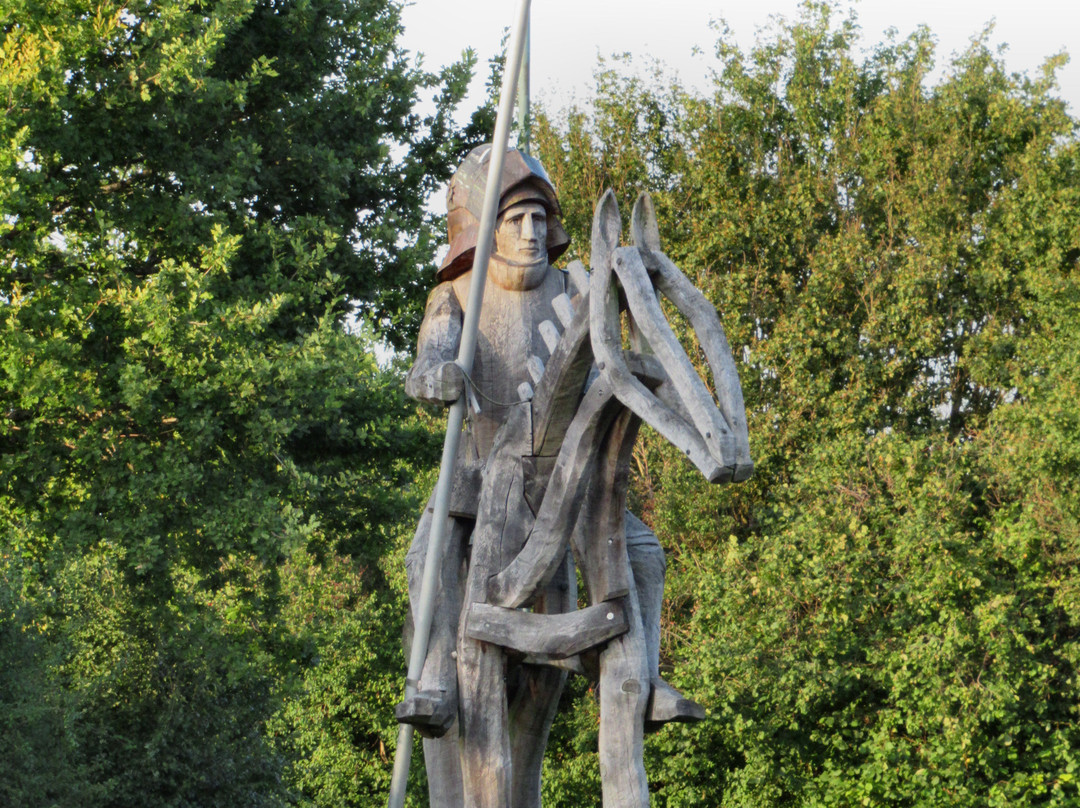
xmin=387 ymin=2 xmax=532 ymax=805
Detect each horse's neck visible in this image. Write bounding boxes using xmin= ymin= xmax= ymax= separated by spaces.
xmin=452 ymin=265 xmax=565 ymax=458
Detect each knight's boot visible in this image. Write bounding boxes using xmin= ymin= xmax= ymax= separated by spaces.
xmin=645 ymin=677 xmax=706 ymax=732
xmin=399 ymin=507 xmax=469 ymax=741
xmin=395 ymin=689 xmax=456 ymax=739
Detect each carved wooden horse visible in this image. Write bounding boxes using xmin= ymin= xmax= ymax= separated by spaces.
xmin=451 ymin=191 xmax=752 ymax=808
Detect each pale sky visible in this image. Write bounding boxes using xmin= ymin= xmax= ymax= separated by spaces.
xmin=400 ymin=0 xmax=1079 ymax=126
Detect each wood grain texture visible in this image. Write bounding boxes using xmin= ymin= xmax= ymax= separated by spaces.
xmin=529 ymin=291 xmax=594 ymax=458
xmin=567 ymin=259 xmax=589 ymax=299
xmin=487 ymin=379 xmax=624 ymax=609
xmin=589 ymin=231 xmax=724 ymax=483
xmin=508 ymin=554 xmax=575 ymax=808
xmin=651 ymin=251 xmax=754 ymax=481
xmin=613 ymin=245 xmax=736 ymax=480
xmin=465 ymin=597 xmax=628 ymax=658
xmin=596 ymin=561 xmax=650 ymax=808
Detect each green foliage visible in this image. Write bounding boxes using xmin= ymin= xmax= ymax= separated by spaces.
xmin=0 ymin=0 xmax=462 ymax=803
xmin=537 ymin=3 xmax=1080 ymax=805
xmin=4 ymin=0 xmax=1079 ymax=805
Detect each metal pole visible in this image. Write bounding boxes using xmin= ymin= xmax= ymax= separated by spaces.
xmin=387 ymin=2 xmax=532 ymax=805
xmin=516 ymin=21 xmax=531 ymax=154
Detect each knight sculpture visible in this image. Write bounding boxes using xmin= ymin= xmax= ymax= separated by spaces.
xmin=396 ymin=145 xmax=751 ymax=808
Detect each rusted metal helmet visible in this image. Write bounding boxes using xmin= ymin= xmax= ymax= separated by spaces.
xmin=438 ymin=145 xmax=570 ymax=281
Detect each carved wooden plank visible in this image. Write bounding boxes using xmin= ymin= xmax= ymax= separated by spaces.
xmin=651 ymin=251 xmax=754 ymax=481
xmin=527 ymin=355 xmax=545 ymax=384
xmin=595 ymin=559 xmax=650 ymax=808
xmin=629 ymin=192 xmax=753 ymax=481
xmin=520 ymin=455 xmax=556 ymax=515
xmin=521 ymin=653 xmax=585 ymax=674
xmin=539 ymin=319 xmax=561 ymax=354
xmin=488 ymin=380 xmax=624 ymax=609
xmin=530 ymin=295 xmax=594 ymax=457
xmin=591 ymin=189 xmax=622 ymax=271
xmin=508 ymin=543 xmax=575 ymax=808
xmin=567 ymin=259 xmax=589 ymax=299
xmin=623 ymin=350 xmax=664 ymax=390
xmin=510 ymin=662 xmax=567 ymax=808
xmin=552 ymin=292 xmax=575 ymax=327
xmin=572 ymin=406 xmax=637 ymax=604
xmin=630 ymin=191 xmax=661 ymax=252
xmin=589 ymin=231 xmax=724 ymax=483
xmin=456 ymin=404 xmax=536 ymax=808
xmin=614 ymin=245 xmax=736 ymax=479
xmin=465 ymin=597 xmax=629 ymax=658
xmin=448 ymin=255 xmax=566 ymax=459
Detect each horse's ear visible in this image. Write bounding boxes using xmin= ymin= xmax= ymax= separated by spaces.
xmin=631 ymin=192 xmax=661 ymax=252
xmin=591 ymin=189 xmax=621 ymax=270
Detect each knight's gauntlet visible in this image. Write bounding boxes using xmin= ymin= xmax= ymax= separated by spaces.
xmin=417 ymin=361 xmax=464 ymax=405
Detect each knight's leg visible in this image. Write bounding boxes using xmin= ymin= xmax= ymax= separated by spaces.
xmin=626 ymin=512 xmax=664 ymax=681
xmin=399 ymin=503 xmax=471 ymax=739
xmin=625 ymin=512 xmax=705 ymax=729
xmin=422 ymin=734 xmax=465 ymax=808
xmin=507 ymin=552 xmax=574 ymax=808
xmin=597 ymin=559 xmax=650 ymax=808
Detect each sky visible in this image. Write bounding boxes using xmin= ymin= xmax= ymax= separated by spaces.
xmin=399 ymin=0 xmax=1080 ymax=129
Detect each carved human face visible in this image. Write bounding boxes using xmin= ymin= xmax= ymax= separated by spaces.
xmin=495 ymin=201 xmax=548 ymax=265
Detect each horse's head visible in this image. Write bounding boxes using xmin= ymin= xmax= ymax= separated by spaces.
xmin=588 ymin=190 xmax=753 ymax=484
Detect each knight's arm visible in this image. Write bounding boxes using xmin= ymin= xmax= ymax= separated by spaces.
xmin=405 ymin=282 xmax=466 ymax=405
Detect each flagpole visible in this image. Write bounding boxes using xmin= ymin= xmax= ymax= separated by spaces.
xmin=387 ymin=2 xmax=533 ymax=805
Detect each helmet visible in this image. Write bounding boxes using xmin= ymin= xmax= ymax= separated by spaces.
xmin=438 ymin=145 xmax=570 ymax=281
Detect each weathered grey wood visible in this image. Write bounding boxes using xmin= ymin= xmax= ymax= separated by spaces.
xmin=596 ymin=560 xmax=650 ymax=808
xmin=629 ymin=191 xmax=661 ymax=252
xmin=404 ymin=503 xmax=471 ymax=807
xmin=422 ymin=733 xmax=465 ymax=808
xmin=631 ymin=192 xmax=753 ymax=481
xmin=589 ymin=208 xmax=725 ymax=483
xmin=613 ymin=245 xmax=737 ymax=480
xmin=572 ymin=406 xmax=638 ymax=605
xmin=623 ymin=351 xmax=664 ymax=390
xmin=539 ymin=319 xmax=561 ymax=354
xmin=567 ymin=258 xmax=589 ymax=298
xmin=520 ymin=455 xmax=556 ymax=515
xmin=651 ymin=251 xmax=754 ymax=481
xmin=530 ymin=293 xmax=594 ymax=457
xmin=449 ymin=460 xmax=483 ymax=519
xmin=449 ymin=255 xmax=566 ymax=457
xmin=591 ymin=189 xmax=622 ymax=272
xmin=508 ymin=554 xmax=574 ymax=808
xmin=552 ymin=292 xmax=575 ymax=327
xmin=510 ymin=662 xmax=566 ymax=808
xmin=527 ymin=355 xmax=545 ymax=384
xmin=406 ymin=176 xmax=754 ymax=808
xmin=488 ymin=379 xmax=625 ymax=609
xmin=457 ymin=408 xmax=533 ymax=808
xmin=465 ymin=597 xmax=629 ymax=658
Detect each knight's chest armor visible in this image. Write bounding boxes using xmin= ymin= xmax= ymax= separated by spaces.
xmin=453 ymin=266 xmax=564 ymax=457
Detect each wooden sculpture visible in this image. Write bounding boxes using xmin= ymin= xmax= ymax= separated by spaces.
xmin=400 ymin=146 xmax=752 ymax=808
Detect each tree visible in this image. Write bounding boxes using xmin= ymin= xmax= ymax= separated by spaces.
xmin=535 ymin=3 xmax=1079 ymax=805
xmin=1 ymin=0 xmax=471 ymax=803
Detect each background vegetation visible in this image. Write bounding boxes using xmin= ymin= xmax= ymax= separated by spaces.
xmin=2 ymin=1 xmax=1077 ymax=806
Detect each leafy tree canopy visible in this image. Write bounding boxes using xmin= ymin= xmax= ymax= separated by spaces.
xmin=535 ymin=4 xmax=1079 ymax=805
xmin=1 ymin=0 xmax=474 ymax=803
